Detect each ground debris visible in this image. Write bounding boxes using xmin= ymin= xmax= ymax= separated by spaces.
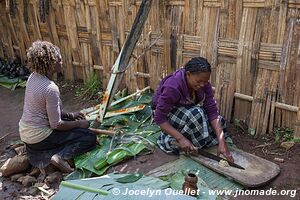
xmin=17 ymin=175 xmax=37 ymax=186
xmin=14 ymin=145 xmax=26 ymax=156
xmin=45 ymin=171 xmax=63 ymax=184
xmin=254 ymin=143 xmax=272 ymax=149
xmin=27 ymin=187 xmax=39 ymax=195
xmin=29 ymin=167 xmax=41 ymax=177
xmin=280 ymin=141 xmax=295 ymax=150
xmin=10 ymin=173 xmax=24 ymax=182
xmin=138 ymin=156 xmax=148 ymax=163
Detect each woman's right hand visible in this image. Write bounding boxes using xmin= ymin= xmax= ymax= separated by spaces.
xmin=177 ymin=137 xmax=197 ymax=154
xmin=78 ymin=120 xmax=90 ymax=128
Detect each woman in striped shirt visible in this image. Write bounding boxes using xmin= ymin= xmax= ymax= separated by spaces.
xmin=19 ymin=40 xmax=96 ymax=173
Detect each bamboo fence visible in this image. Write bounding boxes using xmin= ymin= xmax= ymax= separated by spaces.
xmin=0 ymin=0 xmax=299 ymax=138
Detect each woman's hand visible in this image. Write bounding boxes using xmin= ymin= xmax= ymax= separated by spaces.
xmin=217 ymin=140 xmax=234 ymax=163
xmin=177 ymin=137 xmax=197 ymax=155
xmin=77 ymin=120 xmax=90 ymax=128
xmin=69 ymin=112 xmax=86 ymax=121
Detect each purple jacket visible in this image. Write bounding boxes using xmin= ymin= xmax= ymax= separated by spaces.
xmin=152 ymin=68 xmax=219 ymax=125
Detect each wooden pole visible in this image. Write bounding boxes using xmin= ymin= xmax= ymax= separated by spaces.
xmin=99 ymin=0 xmax=153 ymax=122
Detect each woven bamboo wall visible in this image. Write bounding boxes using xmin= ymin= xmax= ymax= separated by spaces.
xmin=0 ymin=0 xmax=299 ymax=138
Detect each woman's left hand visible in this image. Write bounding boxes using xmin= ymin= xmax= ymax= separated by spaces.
xmin=70 ymin=112 xmax=86 ymax=120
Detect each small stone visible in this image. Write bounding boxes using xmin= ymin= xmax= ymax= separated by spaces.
xmin=10 ymin=173 xmax=24 ymax=182
xmin=138 ymin=157 xmax=148 ymax=163
xmin=0 ymin=155 xmax=30 ymax=177
xmin=45 ymin=172 xmax=63 ymax=184
xmin=274 ymin=157 xmax=285 ymax=163
xmin=280 ymin=141 xmax=295 ymax=150
xmin=18 ymin=175 xmax=37 ymax=187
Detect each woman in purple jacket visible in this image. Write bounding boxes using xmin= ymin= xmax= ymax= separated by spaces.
xmin=152 ymin=57 xmax=234 ymax=162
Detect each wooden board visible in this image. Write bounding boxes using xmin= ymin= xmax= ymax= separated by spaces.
xmin=190 ymin=146 xmax=280 ymax=187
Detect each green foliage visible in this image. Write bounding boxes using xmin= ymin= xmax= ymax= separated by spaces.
xmin=93 ymin=142 xmax=148 ymax=175
xmin=75 ymin=73 xmax=102 ymax=100
xmin=293 ymin=138 xmax=300 ymax=143
xmin=274 ymin=127 xmax=294 ymax=143
xmin=73 ymin=92 xmax=160 ymax=178
xmin=115 ymin=173 xmax=143 ymax=183
xmin=54 ymin=173 xmax=171 ymax=200
xmin=0 ymin=75 xmax=26 ymax=90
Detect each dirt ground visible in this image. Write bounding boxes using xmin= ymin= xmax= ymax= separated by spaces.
xmin=0 ymin=86 xmax=299 ymax=200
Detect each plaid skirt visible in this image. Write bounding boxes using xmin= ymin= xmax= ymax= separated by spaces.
xmin=157 ymin=105 xmax=230 ymax=154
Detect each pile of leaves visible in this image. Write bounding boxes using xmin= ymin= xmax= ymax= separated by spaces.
xmin=67 ymin=92 xmax=161 ymax=180
xmin=0 ymin=57 xmax=30 ymax=90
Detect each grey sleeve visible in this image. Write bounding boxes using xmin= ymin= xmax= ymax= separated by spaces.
xmin=45 ymin=85 xmax=62 ymax=129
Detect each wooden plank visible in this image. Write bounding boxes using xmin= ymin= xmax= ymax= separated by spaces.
xmin=97 ymin=0 xmax=112 ymax=86
xmin=279 ymin=18 xmax=296 ymax=130
xmin=29 ymin=0 xmax=42 ymax=40
xmin=210 ymin=8 xmax=220 ymax=85
xmin=190 ymin=146 xmax=280 ymax=187
xmin=46 ymin=2 xmax=60 ymax=46
xmin=87 ymin=1 xmax=102 ymax=76
xmin=234 ymin=8 xmax=257 ymax=123
xmin=63 ymin=0 xmax=82 ymax=80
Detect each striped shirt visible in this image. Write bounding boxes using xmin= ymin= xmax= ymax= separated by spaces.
xmin=19 ymin=72 xmax=62 ymax=144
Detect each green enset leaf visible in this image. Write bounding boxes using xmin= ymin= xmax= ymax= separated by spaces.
xmin=115 ymin=173 xmax=143 ymax=183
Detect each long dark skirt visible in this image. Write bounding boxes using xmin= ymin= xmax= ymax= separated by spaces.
xmin=157 ymin=105 xmax=230 ymax=154
xmin=25 ymin=128 xmax=97 ymax=168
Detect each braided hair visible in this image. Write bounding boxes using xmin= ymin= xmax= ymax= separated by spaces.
xmin=26 ymin=40 xmax=61 ymax=76
xmin=184 ymin=57 xmax=211 ymax=73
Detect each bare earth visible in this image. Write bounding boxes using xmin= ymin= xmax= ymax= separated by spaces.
xmin=0 ymin=86 xmax=299 ymax=200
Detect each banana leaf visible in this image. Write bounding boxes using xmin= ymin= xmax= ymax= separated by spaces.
xmin=93 ymin=142 xmax=148 ymax=175
xmin=64 ymin=168 xmax=94 ymax=180
xmin=136 ymin=93 xmax=153 ymax=104
xmin=100 ymin=106 xmax=153 ymax=133
xmin=101 ymin=115 xmax=131 ymax=127
xmin=74 ymin=138 xmax=112 ymax=175
xmin=108 ymin=98 xmax=143 ymax=111
xmin=108 ymin=93 xmax=152 ymax=111
xmin=115 ymin=173 xmax=143 ymax=183
xmin=106 ymin=149 xmax=129 ymax=165
xmin=0 ymin=76 xmax=26 ymax=90
xmin=134 ymin=105 xmax=153 ymax=122
xmin=74 ymin=124 xmax=159 ymax=177
xmin=75 ymin=92 xmax=161 ymax=178
xmin=54 ymin=173 xmax=193 ymax=200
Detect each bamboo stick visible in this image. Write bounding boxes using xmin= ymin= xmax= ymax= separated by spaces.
xmin=234 ymin=93 xmax=253 ymax=102
xmin=275 ymin=102 xmax=298 ymax=112
xmin=89 ymin=128 xmax=116 ymax=136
